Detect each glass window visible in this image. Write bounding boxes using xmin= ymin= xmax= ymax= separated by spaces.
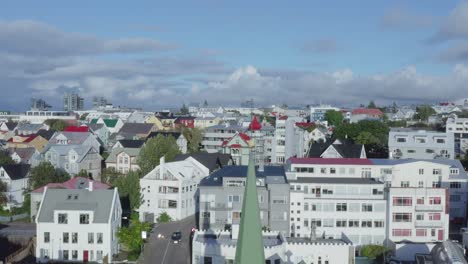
xmin=80 ymin=214 xmax=89 ymax=224
xmin=63 ymin=250 xmax=69 ymax=260
xmin=72 ymin=232 xmax=78 ymax=243
xmin=63 ymin=232 xmax=69 ymax=243
xmin=97 ymin=232 xmax=103 ymax=244
xmin=362 ymin=204 xmax=373 ymax=212
xmin=88 ymin=233 xmax=94 ymax=244
xmin=374 ymin=221 xmax=384 ymax=228
xmin=44 ymin=232 xmax=50 ymax=243
xmin=392 ymin=213 xmax=412 ymax=222
xmin=72 ymin=250 xmax=78 ymax=260
xmin=336 ymin=203 xmax=347 ymax=212
xmin=361 ymin=220 xmax=372 ymax=228
xmin=349 ymin=220 xmax=360 ymax=227
xmin=58 ymin=213 xmax=68 ymax=224
xmin=336 ymin=220 xmax=347 ymax=227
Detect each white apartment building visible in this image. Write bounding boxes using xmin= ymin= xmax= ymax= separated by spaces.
xmin=388 ymin=128 xmax=455 ymax=159
xmin=192 ymin=229 xmax=355 ymax=264
xmin=36 ymin=186 xmax=122 ymax=263
xmin=309 ymin=105 xmax=340 ymax=122
xmin=272 ymin=117 xmax=307 ymax=164
xmin=139 ymin=156 xmax=210 ymax=222
xmin=446 ymin=116 xmax=468 ymax=157
xmin=202 ymin=124 xmax=245 ymax=153
xmin=288 ymin=176 xmax=386 ymax=246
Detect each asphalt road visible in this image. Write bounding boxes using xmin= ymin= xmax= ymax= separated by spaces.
xmin=142 ymin=215 xmax=196 ymax=264
xmin=0 ymin=222 xmax=36 ymax=238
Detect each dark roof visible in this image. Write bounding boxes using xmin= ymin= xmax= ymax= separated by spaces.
xmin=4 ymin=122 xmax=18 ymax=131
xmin=36 ymin=129 xmax=56 ymax=140
xmin=200 ymin=165 xmax=286 ymax=186
xmin=119 ymin=123 xmax=154 ymax=135
xmin=332 ymin=144 xmax=363 ymax=158
xmin=1 ymin=164 xmax=31 ymax=180
xmin=146 ymin=131 xmax=181 ymax=140
xmin=174 ymin=153 xmax=232 ymax=172
xmin=291 ymin=177 xmax=382 ymax=184
xmin=118 ymin=139 xmax=145 ymax=149
xmin=308 ymin=142 xmax=329 ymax=157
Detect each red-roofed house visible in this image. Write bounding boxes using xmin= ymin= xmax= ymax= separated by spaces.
xmin=350 ymin=108 xmax=384 ymax=123
xmin=64 ymin=126 xmax=89 ymax=132
xmin=6 ymin=134 xmax=48 ymax=152
xmin=30 ymin=177 xmax=110 ymax=221
xmin=248 ymin=116 xmax=262 ymax=131
xmin=222 ymin=132 xmax=251 ymax=165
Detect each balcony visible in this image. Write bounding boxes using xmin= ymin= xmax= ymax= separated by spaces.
xmin=415 ymin=205 xmax=443 ymax=212
xmin=415 ymin=221 xmax=443 ymax=228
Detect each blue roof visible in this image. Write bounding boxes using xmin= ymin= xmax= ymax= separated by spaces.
xmin=200 ymin=165 xmax=286 ymax=186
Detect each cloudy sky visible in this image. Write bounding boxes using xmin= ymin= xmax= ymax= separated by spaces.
xmin=1 ymin=0 xmax=468 ymax=111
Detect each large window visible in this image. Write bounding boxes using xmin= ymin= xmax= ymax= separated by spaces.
xmin=362 ymin=204 xmax=373 ymax=212
xmin=72 ymin=232 xmax=78 ymax=243
xmin=63 ymin=232 xmax=69 ymax=243
xmin=393 ymin=213 xmax=412 ymax=222
xmin=450 ymin=182 xmax=462 ymax=189
xmin=429 ymin=197 xmax=442 ymax=205
xmin=336 ymin=220 xmax=347 ymax=227
xmin=88 ymin=233 xmax=94 ymax=244
xmin=58 ymin=213 xmax=68 ymax=224
xmin=428 ymin=213 xmax=441 ymax=221
xmin=80 ymin=214 xmax=89 ymax=224
xmin=336 ymin=203 xmax=347 ymax=212
xmin=416 ymin=229 xmax=427 ymax=237
xmin=361 ymin=220 xmax=372 ymax=228
xmin=97 ymin=232 xmax=103 ymax=244
xmin=63 ymin=250 xmax=69 ymax=260
xmin=44 ymin=232 xmax=50 ymax=243
xmin=393 ymin=229 xmax=412 ymax=236
xmin=72 ymin=250 xmax=78 ymax=260
xmin=393 ymin=197 xmax=412 ymax=206
xmin=374 ymin=221 xmax=384 ymax=228
xmin=349 ymin=220 xmax=359 ymax=227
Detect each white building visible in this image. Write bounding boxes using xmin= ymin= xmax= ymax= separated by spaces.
xmin=192 ymin=229 xmax=355 ymax=264
xmin=388 ymin=128 xmax=455 ymax=159
xmin=139 ymin=156 xmax=210 ymax=222
xmin=446 ymin=116 xmax=468 ymax=157
xmin=0 ymin=164 xmax=30 ymax=209
xmin=309 ymin=105 xmax=340 ymax=122
xmin=36 ymin=187 xmax=121 ymax=263
xmin=202 ymin=124 xmax=245 ymax=153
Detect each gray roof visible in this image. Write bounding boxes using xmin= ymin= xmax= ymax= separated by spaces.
xmin=88 ymin=123 xmax=104 ymax=131
xmin=44 ymin=145 xmax=97 ymax=162
xmin=16 ymin=123 xmax=44 ymax=132
xmin=200 ymin=165 xmax=287 ymax=187
xmin=174 ymin=153 xmax=232 ymax=172
xmin=37 ymin=188 xmax=116 ymax=223
xmin=106 ymin=147 xmax=140 ymax=163
xmin=291 ymin=177 xmax=383 ymax=185
xmin=119 ymin=123 xmax=154 ymax=135
xmin=9 ymin=147 xmax=36 ymax=161
xmin=49 ymin=132 xmax=92 ymax=145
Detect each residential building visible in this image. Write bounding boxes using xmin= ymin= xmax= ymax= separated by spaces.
xmin=139 ymin=156 xmax=210 ymax=222
xmin=35 ymin=187 xmax=121 ymax=263
xmin=16 ymin=123 xmax=47 ymax=135
xmin=221 ymin=132 xmax=251 ymax=165
xmin=63 ymin=93 xmax=84 ymax=111
xmin=198 ymin=165 xmax=290 ymax=234
xmin=0 ymin=121 xmax=18 ymax=133
xmin=388 ymin=128 xmax=455 ymax=159
xmin=90 ymin=118 xmax=124 ymax=134
xmin=306 ymin=127 xmax=328 ymax=144
xmin=309 ymin=105 xmax=340 ymax=122
xmin=307 ymin=139 xmax=366 ymax=159
xmin=105 ymin=147 xmax=141 ymax=174
xmin=0 ymin=164 xmax=30 ymax=209
xmin=20 ymin=111 xmax=77 ymax=124
xmin=202 ymin=123 xmax=245 ymax=153
xmin=48 ymin=131 xmax=101 ymax=153
xmin=146 ymin=132 xmax=188 ymax=154
xmin=6 ymin=134 xmax=49 ymax=152
xmin=88 ymin=124 xmax=110 ymax=148
xmin=118 ymin=123 xmax=156 ymax=139
xmin=30 ymin=177 xmax=110 ymax=222
xmin=174 ymin=116 xmax=196 ymax=129
xmin=350 ymin=108 xmax=384 ymax=123
xmin=112 ymin=139 xmax=145 ymax=149
xmin=194 ymin=116 xmax=222 ymax=129
xmin=173 ymin=153 xmax=233 ymax=172
xmin=9 ymin=147 xmax=40 ymax=165
xmin=446 ymin=116 xmax=468 ymax=157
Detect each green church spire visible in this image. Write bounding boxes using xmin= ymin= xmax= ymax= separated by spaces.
xmin=234 ymin=153 xmax=266 ymax=264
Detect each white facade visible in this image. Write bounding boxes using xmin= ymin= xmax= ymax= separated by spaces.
xmin=0 ymin=165 xmax=29 ymax=209
xmin=36 ymin=187 xmax=121 ymax=263
xmin=202 ymin=124 xmax=245 ymax=153
xmin=139 ymin=157 xmax=210 ymax=222
xmin=388 ymin=128 xmax=455 ymax=159
xmin=446 ymin=116 xmax=468 ymax=156
xmin=192 ymin=229 xmax=355 ymax=264
xmin=309 ymin=105 xmax=340 ymax=122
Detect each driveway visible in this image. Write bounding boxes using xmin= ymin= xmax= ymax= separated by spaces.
xmin=142 ymin=215 xmax=196 ymax=264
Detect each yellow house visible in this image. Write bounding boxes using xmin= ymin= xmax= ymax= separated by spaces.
xmin=6 ymin=134 xmax=49 ymax=152
xmin=146 ymin=116 xmax=176 ymax=131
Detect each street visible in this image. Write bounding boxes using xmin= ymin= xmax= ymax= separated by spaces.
xmin=142 ymin=215 xmax=196 ymax=264
xmin=0 ymin=222 xmax=36 ymax=238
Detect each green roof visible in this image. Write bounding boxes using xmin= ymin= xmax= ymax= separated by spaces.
xmin=103 ymin=119 xmax=118 ymax=128
xmin=90 ymin=119 xmax=98 ymax=124
xmin=235 ymin=153 xmax=265 ymax=264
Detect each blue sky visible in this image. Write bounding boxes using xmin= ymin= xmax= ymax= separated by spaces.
xmin=1 ymin=0 xmax=468 ymax=110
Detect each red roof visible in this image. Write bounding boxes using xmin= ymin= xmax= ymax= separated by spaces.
xmin=288 ymin=157 xmax=373 ymax=165
xmin=8 ymin=134 xmax=38 ymax=143
xmin=230 ymin=144 xmax=242 ymax=148
xmin=65 ymin=126 xmax=89 ymax=132
xmin=239 ymin=133 xmax=251 ymax=141
xmin=32 ymin=176 xmax=111 ymax=193
xmin=278 ymin=115 xmax=288 ymax=120
xmin=351 ymin=108 xmax=383 ymax=116
xmin=248 ymin=116 xmax=262 ymax=131
xmin=295 ymin=122 xmax=315 ymax=128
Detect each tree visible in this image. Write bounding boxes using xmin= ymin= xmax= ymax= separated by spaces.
xmin=45 ymin=119 xmax=67 ymax=131
xmin=80 ymin=113 xmax=89 ymax=121
xmin=414 ymin=105 xmax=436 ymax=122
xmin=182 ymin=127 xmax=204 ymax=153
xmin=112 ymin=170 xmax=141 ymax=211
xmin=157 ymin=212 xmax=172 ymax=223
xmin=361 ymin=245 xmax=389 ymax=262
xmin=138 ymin=135 xmax=181 ymax=175
xmin=324 ymin=110 xmax=343 ymax=127
xmin=0 ymin=150 xmax=15 ymax=165
xmin=29 ymin=161 xmax=69 ymax=190
xmin=101 ymin=167 xmax=122 ymax=184
xmin=0 ymin=181 xmax=7 ymax=206
xmin=179 ymin=104 xmax=189 ymax=115
xmin=367 ymin=101 xmax=377 ymax=109
xmin=77 ymin=169 xmax=89 ymax=177
xmin=117 ymin=214 xmax=151 ymax=259
xmin=355 ymin=131 xmax=380 ymax=145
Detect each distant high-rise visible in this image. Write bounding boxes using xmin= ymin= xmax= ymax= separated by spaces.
xmin=92 ymin=96 xmax=110 ymax=109
xmin=30 ymin=98 xmax=51 ymax=111
xmin=63 ymin=93 xmax=84 ymax=111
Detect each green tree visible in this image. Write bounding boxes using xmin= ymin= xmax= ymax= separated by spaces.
xmin=324 ymin=110 xmax=343 ymax=126
xmin=45 ymin=119 xmax=67 ymax=131
xmin=182 ymin=127 xmax=204 ymax=153
xmin=117 ymin=214 xmax=151 ymax=259
xmin=80 ymin=113 xmax=89 ymax=121
xmin=367 ymin=101 xmax=377 ymax=109
xmin=179 ymin=104 xmax=189 ymax=115
xmin=112 ymin=170 xmax=141 ymax=210
xmin=157 ymin=212 xmax=172 ymax=223
xmin=101 ymin=167 xmax=122 ymax=184
xmin=0 ymin=150 xmax=15 ymax=165
xmin=29 ymin=161 xmax=69 ymax=190
xmin=77 ymin=169 xmax=89 ymax=177
xmin=361 ymin=245 xmax=389 ymax=262
xmin=355 ymin=131 xmax=380 ymax=145
xmin=138 ymin=135 xmax=181 ymax=175
xmin=414 ymin=105 xmax=436 ymax=121
xmin=0 ymin=181 xmax=7 ymax=206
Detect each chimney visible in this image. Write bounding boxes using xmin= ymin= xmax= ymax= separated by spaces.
xmin=231 ymin=224 xmax=239 ymax=240
xmin=88 ymin=181 xmax=94 ymax=192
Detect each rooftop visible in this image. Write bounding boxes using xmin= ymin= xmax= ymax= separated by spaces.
xmin=291 ymin=177 xmax=383 ymax=185
xmin=200 ymin=165 xmax=286 ymax=187
xmin=289 ymin=157 xmax=373 ymax=165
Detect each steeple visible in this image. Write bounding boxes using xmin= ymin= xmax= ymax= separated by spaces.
xmin=234 ymin=153 xmax=265 ymax=264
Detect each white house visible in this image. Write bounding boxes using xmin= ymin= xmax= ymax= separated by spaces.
xmin=446 ymin=116 xmax=468 ymax=157
xmin=139 ymin=156 xmax=210 ymax=222
xmin=35 ymin=187 xmax=121 ymax=263
xmin=0 ymin=164 xmax=30 ymax=209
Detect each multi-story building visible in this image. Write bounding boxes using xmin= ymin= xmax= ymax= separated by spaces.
xmin=198 ymin=165 xmax=290 ymax=234
xmin=0 ymin=164 xmax=30 ymax=209
xmin=63 ymin=93 xmax=84 ymax=111
xmin=446 ymin=116 xmax=468 ymax=157
xmin=309 ymin=105 xmax=340 ymax=122
xmin=388 ymin=128 xmax=455 ymax=159
xmin=31 ymin=98 xmax=51 ymax=111
xmin=139 ymin=156 xmax=210 ymax=222
xmin=105 ymin=147 xmax=140 ymax=174
xmin=36 ymin=187 xmax=121 ymax=263
xmin=201 ymin=123 xmax=245 ymax=153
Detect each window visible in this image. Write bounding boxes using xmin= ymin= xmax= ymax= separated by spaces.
xmin=374 ymin=221 xmax=384 ymax=228
xmin=304 ymin=203 xmax=309 ymax=211
xmin=44 ymin=232 xmax=50 ymax=243
xmin=80 ymin=214 xmax=89 ymax=224
xmin=58 ymin=213 xmax=68 ymax=224
xmin=63 ymin=232 xmax=69 ymax=243
xmin=373 ymin=188 xmax=383 ymax=195
xmin=72 ymin=232 xmax=78 ymax=243
xmin=323 ymin=219 xmax=334 ymax=227
xmin=336 ymin=203 xmax=347 ymax=212
xmin=416 ymin=214 xmax=424 ymax=220
xmin=361 ymin=168 xmax=371 ymax=178
xmin=429 ymin=197 xmax=441 ymax=205
xmin=393 ymin=213 xmax=412 ymax=222
xmin=433 ymin=169 xmax=442 ymax=175
xmin=415 ymin=137 xmax=426 ymax=143
xmin=88 ymin=233 xmax=94 ymax=244
xmin=362 ymin=204 xmax=373 ymax=212
xmin=417 ymin=197 xmax=424 ymax=205
xmin=97 ymin=250 xmax=103 ymax=261
xmin=397 ymin=138 xmax=406 ymax=142
xmin=450 ymin=168 xmax=459 ymax=175
xmin=349 ymin=220 xmax=360 ymax=227
xmin=436 ymin=138 xmax=445 ymax=144
xmin=418 ymin=181 xmax=424 ymax=188
xmin=202 ymin=212 xmax=210 ymax=218
xmin=63 ymin=250 xmax=69 ymax=260
xmin=392 ymin=229 xmax=412 ymax=236
xmin=380 ymin=168 xmax=392 ymax=175
xmin=361 ymin=220 xmax=372 ymax=228
xmin=400 ymin=181 xmax=410 ymax=187
xmin=304 ymin=219 xmax=309 ymax=227
xmin=426 ymin=149 xmax=434 ymax=153
xmin=336 ymin=220 xmax=347 ymax=227
xmin=311 ymin=219 xmax=321 ymax=227
xmin=450 ymin=182 xmax=462 ymax=188
xmin=450 ymin=195 xmax=461 ymax=202
xmin=393 ymin=197 xmax=412 ymax=206
xmin=72 ymin=250 xmax=78 ymax=260
xmin=330 ymin=168 xmax=336 ymax=174
xmin=428 ymin=213 xmax=441 ymax=221
xmin=432 ymin=181 xmax=441 ymax=188
xmin=97 ymin=232 xmax=103 ymax=244
xmin=407 ymin=149 xmax=415 ymax=153
xmin=431 ymin=229 xmax=436 ymax=236
xmin=416 ymin=229 xmax=427 ymax=237
xmin=320 ymin=168 xmax=326 ymax=174
xmin=419 ymin=169 xmax=424 ymax=175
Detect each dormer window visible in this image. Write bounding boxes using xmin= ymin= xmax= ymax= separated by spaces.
xmin=396 ymin=137 xmax=406 ymax=143
xmin=450 ymin=168 xmax=459 ymax=175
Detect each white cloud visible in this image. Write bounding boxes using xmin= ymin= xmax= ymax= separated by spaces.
xmin=430 ymin=2 xmax=468 ymax=43
xmin=381 ymin=8 xmax=434 ymax=30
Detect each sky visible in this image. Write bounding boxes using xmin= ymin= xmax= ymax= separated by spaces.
xmin=1 ymin=0 xmax=468 ymax=111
